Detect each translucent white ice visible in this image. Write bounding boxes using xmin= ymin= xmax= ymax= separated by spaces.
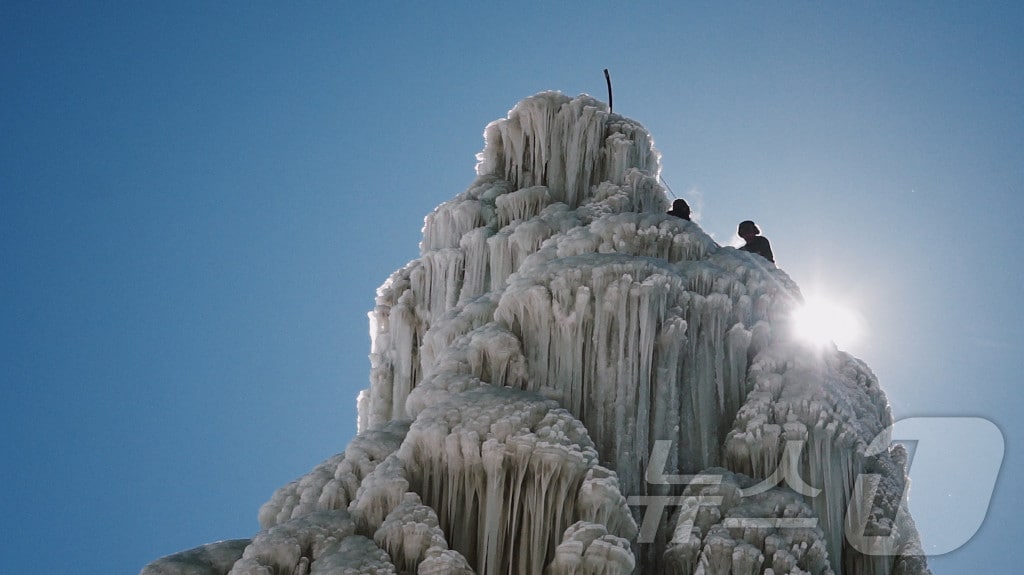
xmin=141 ymin=92 xmax=928 ymax=575
xmin=662 ymin=469 xmax=832 ymax=575
xmin=141 ymin=540 xmax=250 ymax=575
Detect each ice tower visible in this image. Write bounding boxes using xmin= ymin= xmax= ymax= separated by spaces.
xmin=142 ymin=92 xmax=929 ymax=575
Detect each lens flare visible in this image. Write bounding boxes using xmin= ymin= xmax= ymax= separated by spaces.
xmin=792 ymin=296 xmax=862 ymax=347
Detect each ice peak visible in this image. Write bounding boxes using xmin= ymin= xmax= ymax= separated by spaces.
xmin=476 ymin=92 xmax=661 ymax=208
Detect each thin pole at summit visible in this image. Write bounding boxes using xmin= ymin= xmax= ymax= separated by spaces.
xmin=601 ymin=70 xmax=675 ymax=199
xmin=603 ymin=69 xmax=613 ymax=113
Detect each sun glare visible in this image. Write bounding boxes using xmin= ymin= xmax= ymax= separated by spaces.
xmin=792 ymin=296 xmax=862 ymax=347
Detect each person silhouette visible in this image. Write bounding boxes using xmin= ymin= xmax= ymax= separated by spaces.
xmin=738 ymin=220 xmax=774 ymax=263
xmin=667 ymin=199 xmax=691 ymax=221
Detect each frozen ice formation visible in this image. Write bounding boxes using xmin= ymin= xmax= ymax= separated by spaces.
xmin=141 ymin=540 xmax=250 ymax=575
xmin=141 ymin=92 xmax=929 ymax=574
xmin=661 ymin=469 xmax=832 ymax=575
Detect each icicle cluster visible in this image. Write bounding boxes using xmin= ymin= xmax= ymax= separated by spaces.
xmin=227 ymin=510 xmax=360 ymax=575
xmin=662 ymin=469 xmax=832 ymax=575
xmin=717 ymin=344 xmax=926 ymax=574
xmin=141 ymin=92 xmax=929 ymax=575
xmin=399 ymin=386 xmax=636 ymax=575
xmin=259 ymin=420 xmax=411 ymax=528
xmin=547 ymin=522 xmax=636 ymax=575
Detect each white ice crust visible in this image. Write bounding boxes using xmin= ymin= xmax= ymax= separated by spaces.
xmin=142 ymin=92 xmax=928 ymax=575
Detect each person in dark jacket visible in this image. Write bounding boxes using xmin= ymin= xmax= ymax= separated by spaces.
xmin=738 ymin=220 xmax=774 ymax=263
xmin=667 ymin=199 xmax=691 ymax=220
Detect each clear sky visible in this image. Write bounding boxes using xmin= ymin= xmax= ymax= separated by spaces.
xmin=2 ymin=2 xmax=1020 ymax=573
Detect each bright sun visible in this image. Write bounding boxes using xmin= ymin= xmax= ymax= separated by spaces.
xmin=792 ymin=296 xmax=862 ymax=347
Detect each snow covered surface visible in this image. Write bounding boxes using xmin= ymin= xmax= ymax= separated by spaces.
xmin=141 ymin=92 xmax=928 ymax=574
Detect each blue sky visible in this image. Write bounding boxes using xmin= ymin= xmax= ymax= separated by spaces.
xmin=2 ymin=2 xmax=1020 ymax=573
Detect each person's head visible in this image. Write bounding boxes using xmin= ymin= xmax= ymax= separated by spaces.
xmin=670 ymin=199 xmax=691 ymax=219
xmin=738 ymin=220 xmax=760 ymax=239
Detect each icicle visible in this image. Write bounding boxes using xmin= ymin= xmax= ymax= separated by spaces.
xmin=422 ymin=198 xmax=486 ymax=253
xmin=418 ymin=548 xmax=476 ymax=575
xmin=458 ymin=228 xmax=493 ymax=305
xmin=495 ymin=185 xmax=551 ymax=228
xmin=419 ymin=296 xmax=500 ymax=379
xmin=373 ymin=492 xmax=448 ymax=572
xmin=545 ymin=522 xmax=635 ymax=575
xmin=348 ymin=454 xmax=411 ymax=536
xmin=574 ymin=466 xmax=638 ymax=540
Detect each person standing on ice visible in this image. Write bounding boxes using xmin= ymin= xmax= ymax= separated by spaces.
xmin=738 ymin=220 xmax=775 ymax=263
xmin=667 ymin=198 xmax=691 ymax=220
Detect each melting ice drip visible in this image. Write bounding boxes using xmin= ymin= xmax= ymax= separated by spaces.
xmin=142 ymin=93 xmax=930 ymax=575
